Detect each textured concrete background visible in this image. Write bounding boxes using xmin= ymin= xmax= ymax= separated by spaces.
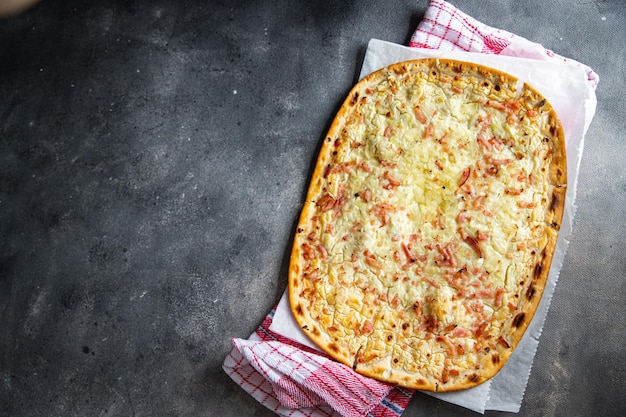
xmin=0 ymin=0 xmax=624 ymax=416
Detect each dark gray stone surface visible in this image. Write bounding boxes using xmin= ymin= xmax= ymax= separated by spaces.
xmin=0 ymin=0 xmax=624 ymax=416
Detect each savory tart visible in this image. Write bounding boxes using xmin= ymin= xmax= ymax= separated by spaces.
xmin=288 ymin=58 xmax=566 ymax=391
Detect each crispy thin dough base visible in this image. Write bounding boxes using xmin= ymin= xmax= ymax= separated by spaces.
xmin=289 ymin=58 xmax=566 ymax=391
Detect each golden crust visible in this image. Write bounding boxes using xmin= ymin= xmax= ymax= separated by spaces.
xmin=288 ymin=58 xmax=566 ymax=391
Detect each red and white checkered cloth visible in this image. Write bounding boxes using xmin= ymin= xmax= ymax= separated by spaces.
xmin=224 ymin=310 xmax=414 ymax=417
xmin=223 ymin=2 xmax=598 ymax=416
xmin=410 ymin=0 xmax=599 ymax=89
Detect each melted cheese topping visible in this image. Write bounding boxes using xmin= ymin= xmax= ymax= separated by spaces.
xmin=290 ymin=60 xmax=564 ymax=391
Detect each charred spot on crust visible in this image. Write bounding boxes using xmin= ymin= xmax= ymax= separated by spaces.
xmin=526 ymin=284 xmax=536 ymax=300
xmin=394 ymin=64 xmax=408 ymax=75
xmin=350 ymin=91 xmax=359 ymax=106
xmin=498 ymin=336 xmax=511 ymax=349
xmin=312 ymin=327 xmax=320 ymax=336
xmin=328 ymin=343 xmax=339 ymax=353
xmin=468 ymin=374 xmax=480 ymax=383
xmin=534 ymin=263 xmax=543 ymax=279
xmin=512 ymin=312 xmax=526 ymax=328
xmin=295 ymin=304 xmax=303 ymax=316
xmin=352 ymin=345 xmax=363 ymax=370
xmin=549 ymin=124 xmax=559 ymax=137
xmin=550 ymin=191 xmax=561 ymax=212
xmin=491 ymin=353 xmax=501 ymax=365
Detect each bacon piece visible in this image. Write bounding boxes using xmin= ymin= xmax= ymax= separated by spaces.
xmin=476 ymin=289 xmax=495 ymax=299
xmin=316 ymin=193 xmax=336 ymax=212
xmin=414 ymin=106 xmax=428 ymax=124
xmin=336 ymin=184 xmax=348 ymax=208
xmin=424 ymin=315 xmax=438 ymax=333
xmin=302 ymin=243 xmax=316 ymax=260
xmin=422 ymin=276 xmax=440 ymax=289
xmin=382 ymin=171 xmax=401 ymax=189
xmin=435 ymin=243 xmax=457 ymax=268
xmin=370 ymin=202 xmax=395 ymax=226
xmin=489 ymin=157 xmax=512 ymax=166
xmin=303 ymin=267 xmax=319 ymax=281
xmin=489 ymin=137 xmax=503 ymax=151
xmin=464 ymin=236 xmax=483 ymax=258
xmin=444 ymin=324 xmax=458 ymax=333
xmin=356 ymin=161 xmax=371 ymax=172
xmin=361 ymin=320 xmax=374 ymax=334
xmin=379 ymin=160 xmax=398 ymax=168
xmin=461 ymin=182 xmax=476 ymax=197
xmin=494 ymin=287 xmax=505 ymax=308
xmin=363 ymin=249 xmax=383 ymax=269
xmin=472 ymin=195 xmax=486 ymax=210
xmin=485 ymin=99 xmax=506 ymax=112
xmin=356 ymin=188 xmax=371 ymax=203
xmin=474 ymin=321 xmax=489 ymax=338
xmin=323 ymin=164 xmax=332 ymax=178
xmin=393 ymin=250 xmax=402 ymax=264
xmin=452 ymin=86 xmax=463 ymax=94
xmin=384 ymin=125 xmax=393 ymax=138
xmin=458 ymin=167 xmax=471 ymax=187
xmin=505 ymin=188 xmax=524 ymax=195
xmin=518 ymin=201 xmax=536 ymax=208
xmin=452 ymin=327 xmax=472 ymax=338
xmin=423 ymin=123 xmax=434 ymax=139
xmin=317 ymin=244 xmax=328 ymax=259
xmin=498 ymin=336 xmax=511 ymax=349
xmin=477 ymin=135 xmax=493 ymax=151
xmin=332 ymin=160 xmax=355 ymax=174
xmin=436 ymin=335 xmax=456 ymax=356
xmin=391 ymin=294 xmax=400 ymax=308
xmin=475 ymin=113 xmax=493 ymax=133
xmin=435 ymin=159 xmax=444 ymax=170
xmin=402 ymin=243 xmax=416 ymax=263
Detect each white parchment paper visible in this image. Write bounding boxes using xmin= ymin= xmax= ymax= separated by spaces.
xmin=271 ymin=39 xmax=597 ymax=413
